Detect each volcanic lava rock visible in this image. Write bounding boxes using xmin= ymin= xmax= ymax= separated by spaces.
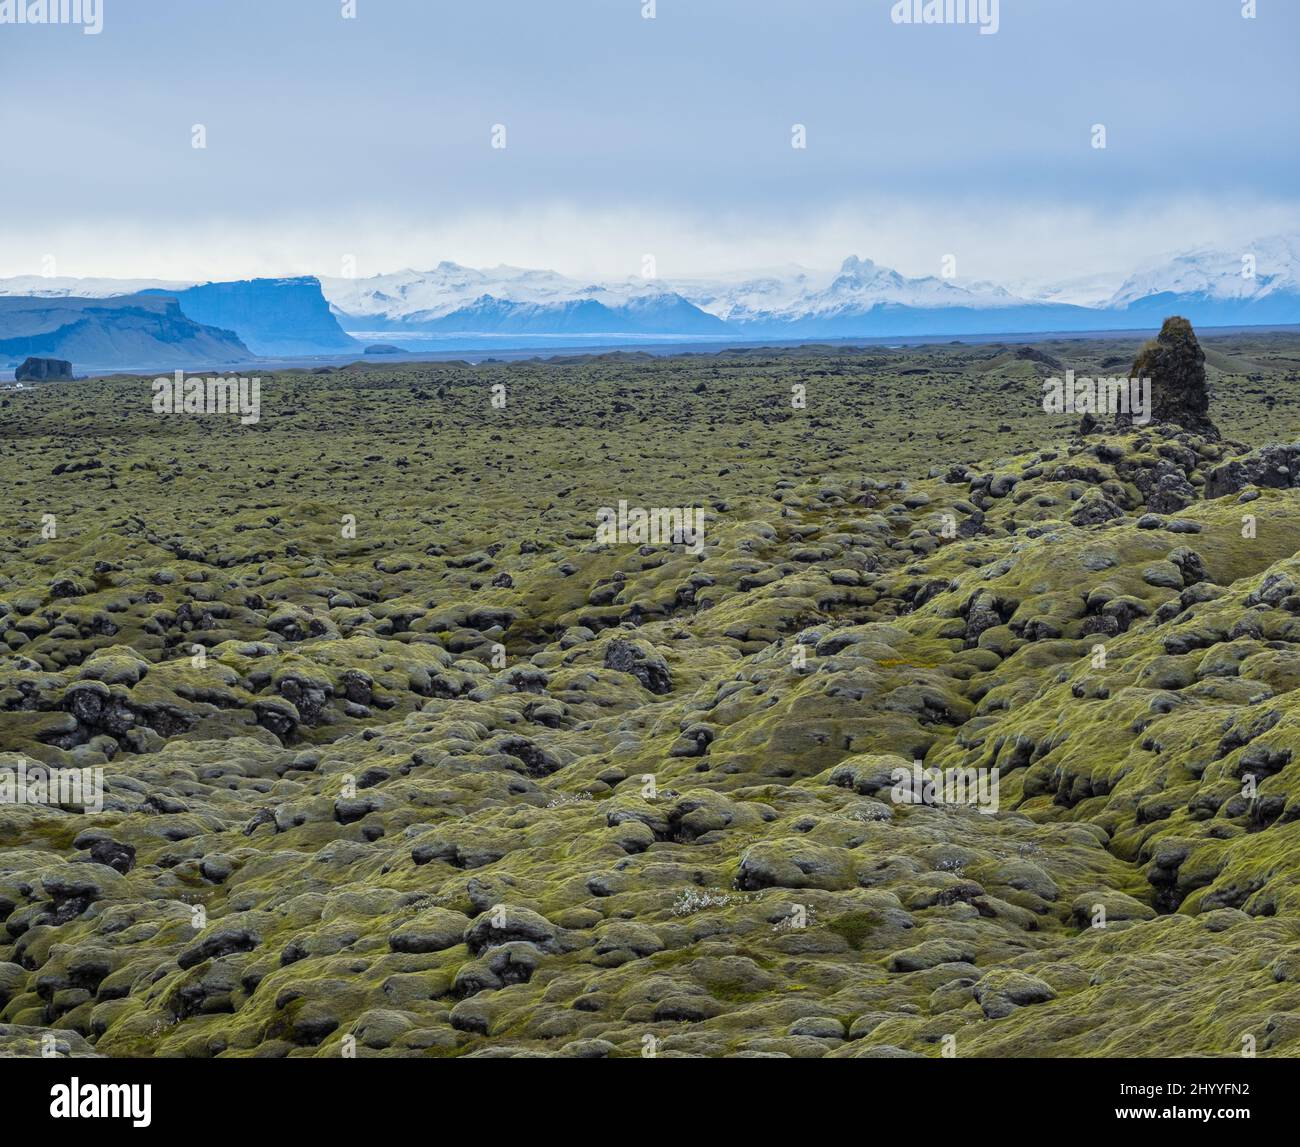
xmin=1115 ymin=316 xmax=1219 ymax=440
xmin=603 ymin=636 xmax=672 ymax=695
xmin=1205 ymin=444 xmax=1300 ymax=499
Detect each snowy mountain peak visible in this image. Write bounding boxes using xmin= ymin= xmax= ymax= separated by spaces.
xmin=1109 ymin=234 xmax=1300 ymax=308
xmin=839 ymin=254 xmax=876 ymax=274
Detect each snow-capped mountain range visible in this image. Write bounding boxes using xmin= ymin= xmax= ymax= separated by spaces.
xmin=1 ymin=236 xmax=1297 ymax=366
xmin=316 ymin=254 xmax=1021 ymax=327
xmin=316 ymin=234 xmax=1300 ymax=336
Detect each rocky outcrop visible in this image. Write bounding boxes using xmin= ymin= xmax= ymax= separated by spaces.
xmin=1205 ymin=443 xmax=1300 ymax=499
xmin=603 ymin=637 xmax=672 ymax=695
xmin=14 ymin=356 xmax=72 ymax=382
xmin=1116 ymin=315 xmax=1219 ymax=439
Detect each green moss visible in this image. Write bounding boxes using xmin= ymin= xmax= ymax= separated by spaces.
xmin=825 ymin=910 xmax=884 ymax=950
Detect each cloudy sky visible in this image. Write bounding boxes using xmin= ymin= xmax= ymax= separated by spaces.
xmin=2 ymin=0 xmax=1297 ymax=285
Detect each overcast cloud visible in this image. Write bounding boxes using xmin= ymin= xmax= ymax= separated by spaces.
xmin=1 ymin=0 xmax=1295 ymax=283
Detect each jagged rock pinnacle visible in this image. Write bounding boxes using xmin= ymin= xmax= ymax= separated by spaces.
xmin=1116 ymin=315 xmax=1219 ymax=440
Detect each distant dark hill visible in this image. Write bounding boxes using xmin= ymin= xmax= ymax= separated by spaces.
xmin=146 ymin=277 xmax=359 ymax=356
xmin=0 ymin=295 xmax=250 ymax=369
xmin=15 ymin=356 xmax=73 ymax=382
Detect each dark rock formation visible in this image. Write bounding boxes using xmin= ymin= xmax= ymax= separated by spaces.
xmin=14 ymin=356 xmax=73 ymax=382
xmin=1205 ymin=443 xmax=1300 ymax=499
xmin=1015 ymin=345 xmax=1063 ymax=370
xmin=603 ymin=636 xmax=672 ymax=695
xmin=1117 ymin=316 xmax=1219 ymax=440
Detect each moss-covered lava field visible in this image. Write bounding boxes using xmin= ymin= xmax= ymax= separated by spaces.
xmin=4 ymin=329 xmax=1300 ymax=1058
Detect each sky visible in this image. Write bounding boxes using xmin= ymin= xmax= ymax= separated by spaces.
xmin=1 ymin=0 xmax=1297 ymax=286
